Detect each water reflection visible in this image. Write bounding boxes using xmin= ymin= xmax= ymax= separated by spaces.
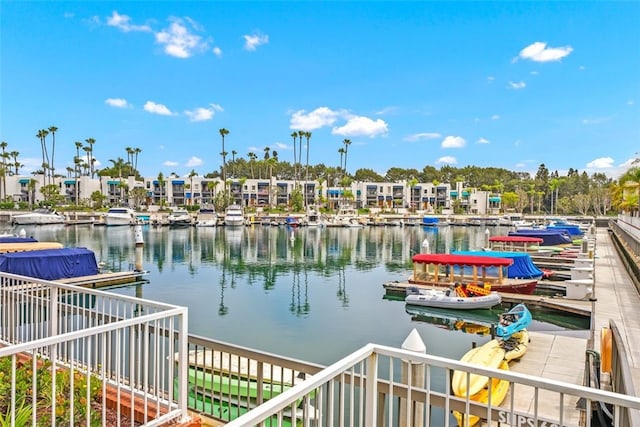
xmin=8 ymin=223 xmax=588 ymax=365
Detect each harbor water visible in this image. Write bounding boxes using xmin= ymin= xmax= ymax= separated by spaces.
xmin=7 ymin=222 xmax=589 ymax=366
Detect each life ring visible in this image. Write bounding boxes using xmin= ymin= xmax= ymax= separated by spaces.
xmin=601 ymin=327 xmax=612 ymax=373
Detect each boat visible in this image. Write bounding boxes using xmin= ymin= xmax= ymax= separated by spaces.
xmin=195 ymin=208 xmax=218 ymax=227
xmin=0 ymin=247 xmax=101 ymax=280
xmin=496 ymin=303 xmax=532 ymax=339
xmin=167 ymin=209 xmax=192 ymax=227
xmin=285 ymin=216 xmax=301 ymax=227
xmin=224 ymin=204 xmax=245 ymax=227
xmin=452 ymin=340 xmax=506 ymax=397
xmin=453 ymin=359 xmax=510 ymax=427
xmin=485 ymin=235 xmax=559 ymax=255
xmin=103 ymin=207 xmax=137 ymax=226
xmin=11 ymin=208 xmax=66 ymax=225
xmin=454 ymin=250 xmax=545 ymax=280
xmin=405 ymin=285 xmax=502 ymax=310
xmin=508 ymin=229 xmax=574 ymax=247
xmin=383 ymin=253 xmax=538 ymax=295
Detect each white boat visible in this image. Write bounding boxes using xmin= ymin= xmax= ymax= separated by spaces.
xmin=103 ymin=207 xmax=137 ymax=226
xmin=167 ymin=209 xmax=192 ymax=227
xmin=195 ymin=208 xmax=218 ymax=227
xmin=11 ymin=208 xmax=66 ymax=225
xmin=224 ymin=204 xmax=245 ymax=227
xmin=405 ymin=285 xmax=502 ymax=310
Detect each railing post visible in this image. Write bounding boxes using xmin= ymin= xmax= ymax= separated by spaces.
xmin=400 ymin=329 xmax=426 ymax=427
xmin=365 ymin=350 xmax=379 ymax=427
xmin=177 ymin=309 xmax=190 ymax=422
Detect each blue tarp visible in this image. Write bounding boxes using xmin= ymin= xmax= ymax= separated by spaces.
xmin=0 ymin=247 xmax=100 ymax=280
xmin=0 ymin=237 xmax=38 ymax=243
xmin=422 ymin=217 xmax=439 ymax=225
xmin=546 ymin=224 xmax=583 ymax=237
xmin=508 ymin=230 xmax=573 ymax=246
xmin=454 ymin=250 xmax=544 ymax=279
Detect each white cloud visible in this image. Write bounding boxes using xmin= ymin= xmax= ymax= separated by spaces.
xmin=477 ymin=137 xmax=489 ymax=144
xmin=487 ymin=76 xmax=495 ymax=82
xmin=274 ymin=142 xmax=288 ymax=150
xmin=332 ymin=116 xmax=388 ymax=138
xmin=441 ymin=136 xmax=466 ymax=149
xmin=212 ymin=46 xmax=222 ymax=57
xmin=155 ymin=17 xmax=208 ymax=58
xmin=517 ymin=41 xmax=573 ymax=62
xmin=144 ymin=101 xmax=174 ymax=116
xmin=164 ymin=160 xmax=179 ymax=167
xmin=404 ymin=132 xmax=441 ymax=142
xmin=243 ymin=33 xmax=269 ymax=51
xmin=290 ymin=107 xmax=341 ymax=130
xmin=184 ymin=104 xmax=223 ymax=122
xmin=627 ymin=100 xmax=635 ymax=106
xmin=530 ymin=70 xmax=538 ymax=75
xmin=491 ymin=114 xmax=500 ymax=120
xmin=508 ymin=81 xmax=526 ymax=89
xmin=106 ymin=11 xmax=151 ymax=32
xmin=105 ymin=98 xmax=131 ymax=108
xmin=436 ymin=156 xmax=457 ymax=165
xmin=185 ymin=156 xmax=203 ymax=167
xmin=582 ymin=117 xmax=609 ymax=125
xmin=586 ymin=157 xmax=614 ymax=169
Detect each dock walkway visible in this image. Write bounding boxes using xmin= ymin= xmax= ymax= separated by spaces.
xmin=507 ymin=226 xmax=639 ymax=421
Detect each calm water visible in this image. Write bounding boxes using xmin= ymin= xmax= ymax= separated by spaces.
xmin=7 ymin=222 xmax=589 ymax=366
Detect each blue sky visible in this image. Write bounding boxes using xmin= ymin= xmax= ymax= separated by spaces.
xmin=1 ymin=1 xmax=638 ymax=180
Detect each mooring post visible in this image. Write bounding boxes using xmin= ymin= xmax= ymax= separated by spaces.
xmin=400 ymin=328 xmax=426 ymax=426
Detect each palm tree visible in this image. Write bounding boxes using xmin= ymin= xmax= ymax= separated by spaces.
xmin=297 ymin=130 xmax=305 ymax=183
xmin=188 ymin=169 xmax=198 ymax=205
xmin=342 ymin=138 xmax=352 ymax=176
xmin=10 ymin=151 xmax=20 ymax=175
xmin=133 ymin=148 xmax=142 ymax=175
xmin=219 ymin=128 xmax=229 ymax=184
xmin=157 ymin=172 xmax=165 ymax=208
xmin=303 ymin=131 xmax=312 ymax=207
xmin=48 ymin=126 xmax=58 ymax=182
xmin=0 ymin=141 xmax=7 ymax=199
xmin=85 ymin=138 xmax=96 ymax=178
xmin=36 ymin=129 xmax=49 ymax=184
xmin=290 ymin=132 xmax=298 ymax=180
xmin=125 ymin=147 xmax=134 ymax=170
xmin=247 ymin=152 xmax=257 ymax=178
xmin=338 ymin=148 xmax=345 ymax=174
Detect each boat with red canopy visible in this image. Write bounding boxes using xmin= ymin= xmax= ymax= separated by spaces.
xmin=383 ymin=253 xmax=538 ymax=295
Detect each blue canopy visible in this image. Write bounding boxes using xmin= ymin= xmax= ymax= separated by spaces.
xmin=508 ymin=230 xmax=573 ymax=246
xmin=0 ymin=237 xmax=38 ymax=243
xmin=454 ymin=250 xmax=544 ymax=279
xmin=0 ymin=247 xmax=99 ymax=280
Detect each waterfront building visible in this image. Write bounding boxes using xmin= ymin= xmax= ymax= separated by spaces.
xmin=4 ymin=173 xmax=502 ymax=214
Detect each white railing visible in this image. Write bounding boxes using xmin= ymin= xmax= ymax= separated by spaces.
xmin=227 ymin=343 xmax=640 ymax=427
xmin=0 ymin=272 xmax=190 ymax=426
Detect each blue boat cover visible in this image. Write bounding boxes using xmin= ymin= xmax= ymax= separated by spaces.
xmin=454 ymin=250 xmax=544 ymax=279
xmin=0 ymin=247 xmax=99 ymax=280
xmin=422 ymin=217 xmax=439 ymax=225
xmin=0 ymin=236 xmax=38 ymax=243
xmin=546 ymin=224 xmax=583 ymax=237
xmin=508 ymin=230 xmax=573 ymax=246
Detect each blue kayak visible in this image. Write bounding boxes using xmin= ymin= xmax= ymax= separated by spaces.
xmin=496 ymin=304 xmax=532 ymax=339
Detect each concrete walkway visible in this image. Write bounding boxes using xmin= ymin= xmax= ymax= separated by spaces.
xmin=591 ymin=226 xmax=640 ymax=395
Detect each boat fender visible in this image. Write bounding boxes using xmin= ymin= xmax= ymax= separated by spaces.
xmin=600 ymin=328 xmax=612 ymax=374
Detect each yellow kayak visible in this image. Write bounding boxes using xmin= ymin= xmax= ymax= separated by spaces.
xmin=479 ymin=329 xmax=530 ymax=362
xmin=453 ymin=360 xmax=510 ymax=426
xmin=451 ymin=342 xmax=506 ymax=397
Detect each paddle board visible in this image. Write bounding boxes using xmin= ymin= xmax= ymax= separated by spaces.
xmin=453 ymin=360 xmax=510 ymax=427
xmin=451 ymin=341 xmax=506 ymax=397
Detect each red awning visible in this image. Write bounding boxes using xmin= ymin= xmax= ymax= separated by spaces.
xmin=411 ymin=253 xmax=514 ymax=267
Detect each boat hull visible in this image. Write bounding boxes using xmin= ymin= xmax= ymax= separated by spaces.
xmin=452 ymin=343 xmax=506 ymax=397
xmin=405 ymin=289 xmax=501 ymax=310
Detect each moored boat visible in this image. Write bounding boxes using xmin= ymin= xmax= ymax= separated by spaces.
xmin=167 ymin=209 xmax=192 ymax=227
xmin=508 ymin=229 xmax=574 ymax=247
xmin=11 ymin=208 xmax=66 ymax=225
xmin=405 ymin=285 xmax=502 ymax=310
xmin=224 ymin=204 xmax=245 ymax=227
xmin=455 ymin=250 xmax=545 ymax=280
xmin=103 ymin=207 xmax=137 ymax=226
xmin=496 ymin=303 xmax=532 ymax=339
xmin=384 ymin=253 xmax=538 ymax=295
xmin=195 ymin=208 xmax=218 ymax=227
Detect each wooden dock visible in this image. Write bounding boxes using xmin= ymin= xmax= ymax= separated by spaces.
xmin=57 ymin=270 xmax=149 ymax=288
